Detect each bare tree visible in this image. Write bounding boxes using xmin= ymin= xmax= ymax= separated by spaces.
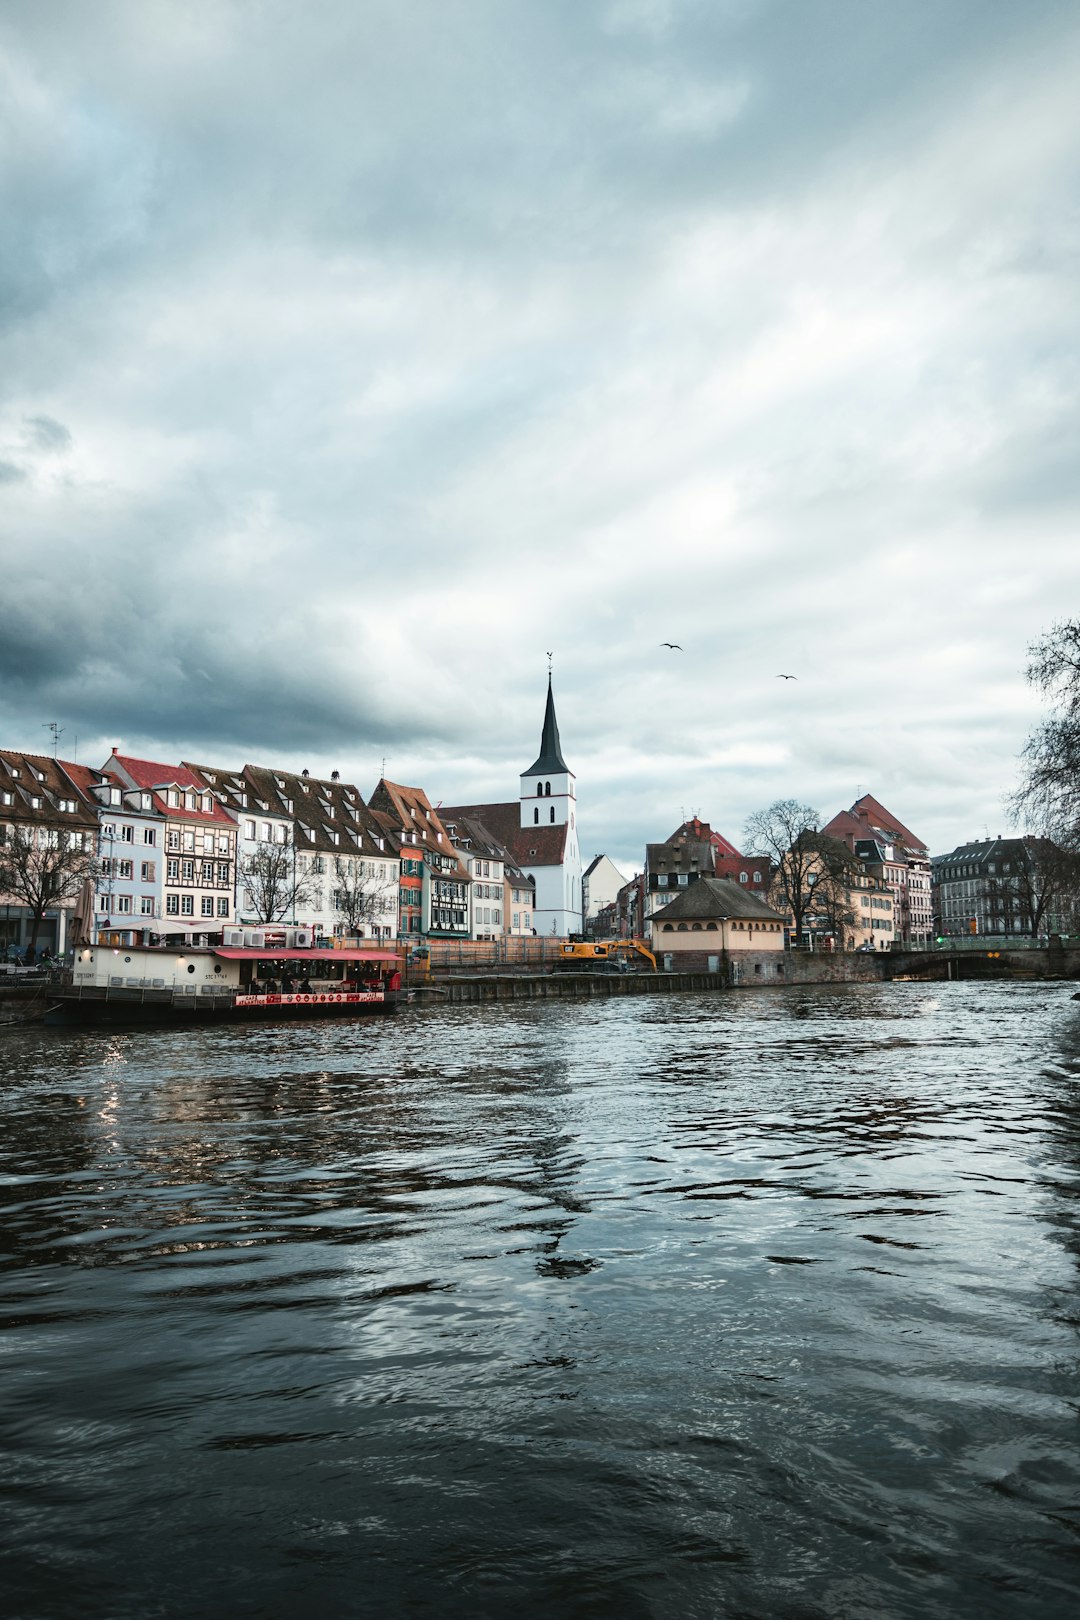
xmin=807 ymin=834 xmax=863 ymax=944
xmin=1012 ymin=838 xmax=1080 ymax=937
xmin=0 ymin=817 xmax=97 ymax=956
xmin=744 ymin=800 xmax=822 ymax=943
xmin=331 ymin=855 xmax=396 ymax=937
xmin=1011 ymin=622 xmax=1080 ymax=849
xmin=239 ymin=841 xmax=316 ymax=924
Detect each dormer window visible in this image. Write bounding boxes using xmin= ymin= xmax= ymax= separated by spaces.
xmin=30 ymin=795 xmax=42 ymax=809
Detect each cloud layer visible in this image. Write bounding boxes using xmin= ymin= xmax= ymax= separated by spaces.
xmin=3 ymin=0 xmax=1079 ymax=873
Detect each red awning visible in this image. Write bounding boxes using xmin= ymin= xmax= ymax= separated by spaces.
xmin=214 ymin=948 xmax=402 ymax=962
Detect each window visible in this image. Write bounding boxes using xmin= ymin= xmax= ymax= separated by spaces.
xmin=118 ymin=860 xmax=133 ymax=880
xmin=201 ymin=897 xmax=214 ymax=918
xmin=217 ymin=862 xmax=229 ymax=885
xmin=166 ymin=895 xmax=179 ymax=916
xmin=202 ymin=861 xmax=214 ymax=884
xmin=144 ymin=828 xmax=156 ymax=845
xmin=182 ymin=860 xmax=195 ymax=882
xmin=167 ymin=858 xmax=179 ymax=880
xmin=140 ymin=896 xmax=155 ymax=916
xmin=753 ymin=872 xmax=762 ymax=883
xmin=116 ymin=894 xmax=132 ymax=914
xmin=167 ymin=829 xmax=180 ymax=851
xmin=30 ymin=795 xmax=42 ymax=809
xmin=141 ymin=861 xmax=156 ymax=882
xmin=739 ymin=872 xmax=748 ymax=883
xmin=534 ymin=809 xmax=539 ymax=824
xmin=168 ymin=790 xmax=179 ymax=808
xmin=183 ymin=831 xmax=195 ymax=853
xmin=245 ymin=819 xmax=256 ymax=840
xmin=121 ymin=825 xmax=134 ymax=842
xmin=181 ymin=895 xmax=194 ymax=916
xmin=262 ymin=822 xmax=272 ymax=841
xmin=550 ymin=807 xmax=555 ymax=823
xmin=217 ymin=897 xmax=229 ymax=917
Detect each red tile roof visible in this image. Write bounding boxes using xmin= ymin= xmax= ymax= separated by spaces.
xmin=109 ymin=754 xmax=235 ymax=826
xmin=439 ymin=801 xmax=567 ymax=869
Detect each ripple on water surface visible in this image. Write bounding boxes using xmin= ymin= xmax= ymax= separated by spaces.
xmin=2 ymin=982 xmax=1080 ymax=1619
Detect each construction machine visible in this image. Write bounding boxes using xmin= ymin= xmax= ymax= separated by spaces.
xmin=558 ymin=939 xmax=657 ymax=972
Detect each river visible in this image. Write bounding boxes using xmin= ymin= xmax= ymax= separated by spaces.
xmin=2 ymin=982 xmax=1079 ymax=1619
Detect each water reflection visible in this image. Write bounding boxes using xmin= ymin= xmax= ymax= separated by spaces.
xmin=1 ymin=983 xmax=1079 ymax=1618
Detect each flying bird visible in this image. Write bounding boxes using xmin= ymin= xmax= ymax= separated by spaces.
xmin=776 ymin=673 xmax=798 ymax=680
xmin=661 ymin=642 xmax=683 ymax=650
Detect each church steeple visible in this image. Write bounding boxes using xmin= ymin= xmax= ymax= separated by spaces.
xmin=525 ymin=674 xmax=569 ymax=776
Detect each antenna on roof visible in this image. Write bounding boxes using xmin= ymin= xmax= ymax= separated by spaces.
xmin=43 ymin=722 xmax=64 ymax=757
xmin=546 ymin=651 xmax=553 ymax=672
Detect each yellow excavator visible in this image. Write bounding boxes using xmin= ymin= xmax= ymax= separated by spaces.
xmin=559 ymin=939 xmax=657 ymax=972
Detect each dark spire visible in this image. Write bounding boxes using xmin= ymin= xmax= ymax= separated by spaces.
xmin=525 ymin=674 xmax=569 ymax=776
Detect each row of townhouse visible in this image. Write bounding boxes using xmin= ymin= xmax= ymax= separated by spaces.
xmin=0 ymin=744 xmax=537 ymax=957
xmin=931 ymin=836 xmax=1080 ymax=939
xmin=626 ymin=797 xmax=934 ymax=952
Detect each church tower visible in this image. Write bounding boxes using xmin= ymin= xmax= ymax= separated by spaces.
xmin=520 ymin=674 xmax=576 ymax=830
xmin=518 ymin=675 xmax=582 ymax=934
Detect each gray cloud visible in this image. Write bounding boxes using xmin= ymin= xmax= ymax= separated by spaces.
xmin=1 ymin=0 xmax=1079 ymax=860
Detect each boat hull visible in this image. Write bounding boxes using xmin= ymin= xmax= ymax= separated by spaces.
xmin=44 ymin=989 xmax=401 ymax=1028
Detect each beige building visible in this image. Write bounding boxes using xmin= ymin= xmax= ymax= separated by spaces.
xmin=649 ymin=877 xmax=787 ymax=976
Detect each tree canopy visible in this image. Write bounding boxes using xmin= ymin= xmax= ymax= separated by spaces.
xmin=1012 ymin=621 xmax=1080 ymax=850
xmin=0 ymin=817 xmax=97 ymax=952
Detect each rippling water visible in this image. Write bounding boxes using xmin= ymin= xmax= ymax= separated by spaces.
xmin=2 ymin=982 xmax=1080 ymax=1618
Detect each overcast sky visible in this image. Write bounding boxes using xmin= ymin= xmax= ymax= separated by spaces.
xmin=2 ymin=0 xmax=1079 ymax=876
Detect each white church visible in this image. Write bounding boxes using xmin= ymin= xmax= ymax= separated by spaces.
xmin=441 ymin=676 xmax=583 ymax=935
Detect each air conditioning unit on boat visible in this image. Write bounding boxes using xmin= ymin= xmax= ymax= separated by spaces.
xmin=289 ymin=928 xmax=314 ymax=948
xmin=244 ymin=928 xmax=266 ymax=948
xmin=221 ymin=927 xmax=246 ymax=947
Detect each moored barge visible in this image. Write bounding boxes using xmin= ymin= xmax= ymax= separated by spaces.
xmin=47 ymin=942 xmax=403 ymax=1026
